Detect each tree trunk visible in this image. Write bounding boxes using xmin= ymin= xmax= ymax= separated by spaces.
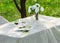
xmin=13 ymin=0 xmax=27 ymax=18
xmin=20 ymin=0 xmax=27 ymax=18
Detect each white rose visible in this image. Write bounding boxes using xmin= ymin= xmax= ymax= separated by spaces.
xmin=35 ymin=7 xmax=39 ymax=13
xmin=31 ymin=5 xmax=36 ymax=10
xmin=28 ymin=6 xmax=32 ymax=13
xmin=35 ymin=3 xmax=40 ymax=7
xmin=40 ymin=7 xmax=44 ymax=12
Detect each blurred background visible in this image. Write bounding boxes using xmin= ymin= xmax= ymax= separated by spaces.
xmin=0 ymin=0 xmax=60 ymax=21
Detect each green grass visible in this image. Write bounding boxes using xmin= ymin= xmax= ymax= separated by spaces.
xmin=0 ymin=0 xmax=60 ymax=22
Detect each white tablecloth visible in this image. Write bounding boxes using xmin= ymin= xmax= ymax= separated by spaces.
xmin=0 ymin=15 xmax=60 ymax=43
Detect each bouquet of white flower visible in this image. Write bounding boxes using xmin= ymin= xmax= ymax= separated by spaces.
xmin=28 ymin=3 xmax=44 ymax=20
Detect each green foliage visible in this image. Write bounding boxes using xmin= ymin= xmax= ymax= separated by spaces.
xmin=0 ymin=0 xmax=60 ymax=21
